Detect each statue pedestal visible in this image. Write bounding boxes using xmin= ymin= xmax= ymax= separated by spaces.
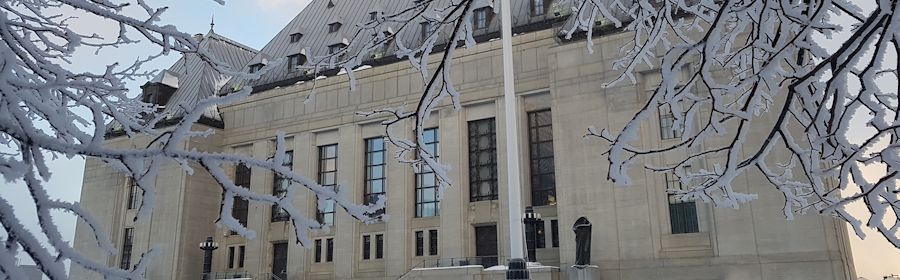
xmin=568 ymin=265 xmax=599 ymax=280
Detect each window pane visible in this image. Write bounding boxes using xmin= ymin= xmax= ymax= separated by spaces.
xmin=415 ymin=231 xmax=424 ymax=256
xmin=314 ymin=239 xmax=322 ymax=263
xmin=527 ymin=110 xmax=556 ymax=206
xmin=363 ymin=235 xmax=371 ymax=260
xmin=375 ymin=234 xmax=384 ymax=259
xmin=429 ymin=230 xmax=438 ymax=256
xmin=317 ymin=145 xmax=338 ymax=226
xmin=416 ymin=128 xmax=441 ymax=217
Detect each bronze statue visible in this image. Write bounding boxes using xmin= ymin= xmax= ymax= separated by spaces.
xmin=573 ymin=217 xmax=592 ymax=266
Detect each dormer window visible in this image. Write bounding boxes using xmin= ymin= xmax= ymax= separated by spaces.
xmin=287 ymin=54 xmax=307 ymax=72
xmin=420 ymin=22 xmax=431 ymax=40
xmin=369 ymin=12 xmax=378 ymax=21
xmin=328 ymin=22 xmax=342 ymax=33
xmin=290 ymin=33 xmax=303 ymax=43
xmin=473 ymin=8 xmax=489 ymax=30
xmin=531 ymin=0 xmax=547 ymax=16
xmin=328 ymin=43 xmax=345 ymax=55
xmin=327 ymin=0 xmax=335 ymax=8
xmin=249 ymin=63 xmax=265 ymax=74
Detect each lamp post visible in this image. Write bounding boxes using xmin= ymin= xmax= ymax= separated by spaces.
xmin=199 ymin=236 xmax=219 ymax=280
xmin=523 ymin=207 xmax=543 ymax=263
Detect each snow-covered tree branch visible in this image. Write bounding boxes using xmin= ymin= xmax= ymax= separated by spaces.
xmin=4 ymin=0 xmax=900 ymax=278
xmin=566 ymin=0 xmax=900 ymax=247
xmin=0 ymin=1 xmax=383 ymax=278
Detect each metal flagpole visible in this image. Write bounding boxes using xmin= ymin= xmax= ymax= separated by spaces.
xmin=499 ymin=0 xmax=525 ymax=261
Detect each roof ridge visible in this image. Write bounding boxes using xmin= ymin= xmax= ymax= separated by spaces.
xmin=205 ymin=30 xmax=260 ymax=54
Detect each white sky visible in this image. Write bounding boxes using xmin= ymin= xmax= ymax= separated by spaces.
xmin=1 ymin=0 xmax=898 ymax=279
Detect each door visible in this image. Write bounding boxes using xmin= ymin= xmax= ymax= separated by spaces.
xmin=272 ymin=242 xmax=287 ymax=280
xmin=474 ymin=225 xmax=498 ymax=268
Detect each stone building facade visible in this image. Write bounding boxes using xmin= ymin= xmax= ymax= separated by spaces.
xmin=71 ymin=0 xmax=857 ymax=279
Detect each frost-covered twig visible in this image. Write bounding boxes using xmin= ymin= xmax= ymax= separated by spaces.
xmin=0 ymin=1 xmax=382 ymax=278
xmin=574 ymin=0 xmax=900 ymax=247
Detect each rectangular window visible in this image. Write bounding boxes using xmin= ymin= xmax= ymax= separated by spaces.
xmin=289 ymin=33 xmax=303 ymax=43
xmin=317 ymin=145 xmax=338 ymax=226
xmin=428 ymin=229 xmax=438 ymax=256
xmin=249 ymin=63 xmax=265 ymax=74
xmin=287 ymin=54 xmax=306 ymax=72
xmin=272 ymin=242 xmax=288 ymax=280
xmin=362 ymin=235 xmax=371 ymax=260
xmin=531 ymin=0 xmax=545 ymax=16
xmin=416 ymin=128 xmax=440 ymax=217
xmin=314 ymin=239 xmax=322 ymax=263
xmin=364 ymin=137 xmax=386 ymax=216
xmin=473 ymin=8 xmax=489 ymax=30
xmin=369 ymin=11 xmax=378 ymax=21
xmin=328 ymin=44 xmax=345 ymax=55
xmin=528 ymin=110 xmax=557 ymax=206
xmin=415 ymin=230 xmax=424 ymax=256
xmin=420 ymin=22 xmax=431 ymax=40
xmin=326 ymin=238 xmax=334 ymax=262
xmin=666 ymin=172 xmax=699 ymax=234
xmin=535 ymin=221 xmax=546 ymax=249
xmin=328 ymin=22 xmax=342 ymax=33
xmin=228 ymin=246 xmax=235 ymax=269
xmin=375 ymin=234 xmax=384 ymax=259
xmin=119 ymin=228 xmax=133 ymax=270
xmin=238 ymin=245 xmax=245 ymax=268
xmin=126 ymin=178 xmax=140 ymax=210
xmin=468 ymin=118 xmax=498 ymax=202
xmin=551 ymin=219 xmax=559 ymax=248
xmin=232 ymin=164 xmax=250 ymax=234
xmin=659 ymin=104 xmax=682 ymax=140
xmin=272 ymin=151 xmax=293 ymax=222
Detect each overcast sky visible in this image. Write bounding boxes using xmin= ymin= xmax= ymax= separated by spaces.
xmin=2 ymin=0 xmax=898 ymax=279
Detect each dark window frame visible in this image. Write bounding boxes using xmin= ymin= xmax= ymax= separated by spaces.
xmin=550 ymin=219 xmax=559 ymax=247
xmin=328 ymin=22 xmax=342 ymax=33
xmin=531 ymin=0 xmax=546 ymax=16
xmin=271 ymin=151 xmax=294 ymax=222
xmin=316 ymin=145 xmax=338 ymax=226
xmin=249 ymin=63 xmax=265 ymax=74
xmin=119 ymin=228 xmax=134 ymax=270
xmin=287 ymin=53 xmax=307 ymax=72
xmin=231 ymin=164 xmax=251 ymax=235
xmin=238 ymin=245 xmax=245 ymax=268
xmin=314 ymin=239 xmax=322 ymax=263
xmin=289 ymin=32 xmax=303 ymax=43
xmin=666 ymin=171 xmax=699 ymax=234
xmin=415 ymin=128 xmax=440 ymax=217
xmin=126 ymin=178 xmax=140 ymax=210
xmin=272 ymin=242 xmax=288 ymax=279
xmin=362 ymin=235 xmax=371 ymax=260
xmin=473 ymin=8 xmax=490 ymax=30
xmin=535 ymin=221 xmax=546 ymax=248
xmin=428 ymin=229 xmax=438 ymax=256
xmin=228 ymin=246 xmax=235 ymax=269
xmin=527 ymin=110 xmax=557 ymax=206
xmin=468 ymin=118 xmax=498 ymax=202
xmin=326 ymin=238 xmax=334 ymax=262
xmin=658 ymin=104 xmax=683 ymax=140
xmin=364 ymin=137 xmax=387 ymax=216
xmin=375 ymin=234 xmax=384 ymax=259
xmin=328 ymin=43 xmax=345 ymax=55
xmin=420 ymin=22 xmax=431 ymax=41
xmin=415 ymin=230 xmax=424 ymax=256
